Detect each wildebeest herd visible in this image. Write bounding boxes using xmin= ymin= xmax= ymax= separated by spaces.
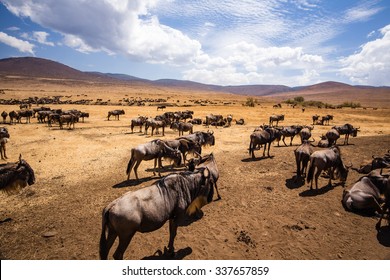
xmin=1 ymin=102 xmax=389 ymax=260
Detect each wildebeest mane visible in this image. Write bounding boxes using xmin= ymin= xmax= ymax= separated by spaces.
xmin=0 ymin=159 xmax=35 ymax=194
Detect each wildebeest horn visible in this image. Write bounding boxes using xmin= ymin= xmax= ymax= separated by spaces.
xmin=19 ymin=154 xmax=22 ymax=162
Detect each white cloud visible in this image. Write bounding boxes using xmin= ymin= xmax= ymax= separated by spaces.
xmin=6 ymin=26 xmax=20 ymax=31
xmin=2 ymin=0 xmax=201 ymax=65
xmin=340 ymin=24 xmax=390 ymax=86
xmin=343 ymin=1 xmax=383 ymax=23
xmin=0 ymin=31 xmax=35 ymax=54
xmin=33 ymin=31 xmax=54 ymax=46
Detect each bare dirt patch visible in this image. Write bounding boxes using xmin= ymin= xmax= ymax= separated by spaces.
xmin=0 ymin=82 xmax=389 ymax=260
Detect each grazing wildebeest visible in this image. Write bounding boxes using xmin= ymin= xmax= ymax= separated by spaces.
xmin=79 ymin=112 xmax=89 ymax=122
xmin=294 ymin=140 xmax=314 ymax=179
xmin=248 ymin=127 xmax=281 ymax=158
xmin=317 ymin=135 xmax=329 ymax=148
xmin=17 ymin=110 xmax=33 ymax=124
xmin=312 ymin=115 xmax=320 ymax=125
xmin=1 ymin=111 xmax=7 ymax=123
xmin=205 ymin=114 xmax=223 ymax=127
xmin=157 ymin=105 xmax=166 ymax=111
xmin=307 ymin=146 xmax=350 ymax=190
xmin=278 ymin=125 xmax=303 ymax=146
xmin=226 ymin=115 xmax=233 ymax=127
xmin=145 ymin=118 xmax=167 ymax=136
xmin=8 ymin=111 xmax=19 ymax=124
xmin=332 ymin=123 xmax=359 ymax=145
xmin=177 ymin=131 xmax=215 ymax=149
xmin=0 ymin=127 xmax=10 ymax=160
xmin=325 ymin=128 xmax=340 ymax=146
xmin=100 ymin=168 xmax=214 ymax=259
xmin=130 ymin=116 xmax=147 ymax=133
xmin=299 ymin=126 xmax=314 ymax=143
xmin=107 ymin=109 xmax=125 ymax=120
xmin=0 ymin=155 xmax=35 ymax=194
xmin=188 ymin=153 xmax=221 ymax=200
xmin=170 ymin=121 xmax=193 ymax=136
xmin=165 ymin=138 xmax=201 ymax=167
xmin=188 ymin=118 xmax=202 ymax=125
xmin=269 ymin=114 xmax=284 ymax=127
xmin=321 ymin=114 xmax=333 ymax=125
xmin=59 ymin=114 xmax=77 ymax=130
xmin=126 ymin=139 xmax=182 ymax=180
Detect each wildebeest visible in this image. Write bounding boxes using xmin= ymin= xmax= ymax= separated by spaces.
xmin=188 ymin=153 xmax=221 ymax=200
xmin=235 ymin=118 xmax=245 ymax=125
xmin=59 ymin=114 xmax=77 ymax=130
xmin=100 ymin=168 xmax=214 ymax=259
xmin=332 ymin=123 xmax=359 ymax=145
xmin=321 ymin=114 xmax=333 ymax=125
xmin=312 ymin=115 xmax=320 ymax=125
xmin=188 ymin=118 xmax=202 ymax=125
xmin=17 ymin=110 xmax=33 ymax=124
xmin=8 ymin=111 xmax=19 ymax=124
xmin=130 ymin=116 xmax=147 ymax=133
xmin=317 ymin=135 xmax=329 ymax=148
xmin=307 ymin=146 xmax=350 ymax=190
xmin=325 ymin=128 xmax=340 ymax=146
xmin=351 ymin=155 xmax=390 ymax=174
xmin=248 ymin=127 xmax=281 ymax=158
xmin=0 ymin=127 xmax=10 ymax=160
xmin=144 ymin=118 xmax=167 ymax=136
xmin=170 ymin=121 xmax=193 ymax=136
xmin=269 ymin=114 xmax=284 ymax=127
xmin=294 ymin=140 xmax=314 ymax=179
xmin=299 ymin=126 xmax=314 ymax=143
xmin=107 ymin=109 xmax=125 ymax=120
xmin=164 ymin=138 xmax=201 ymax=167
xmin=205 ymin=114 xmax=223 ymax=127
xmin=157 ymin=105 xmax=166 ymax=111
xmin=226 ymin=115 xmax=233 ymax=127
xmin=0 ymin=155 xmax=35 ymax=194
xmin=1 ymin=111 xmax=7 ymax=123
xmin=177 ymin=131 xmax=215 ymax=149
xmin=278 ymin=125 xmax=303 ymax=146
xmin=126 ymin=139 xmax=182 ymax=180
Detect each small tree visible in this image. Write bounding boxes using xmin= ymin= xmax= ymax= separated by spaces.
xmin=244 ymin=97 xmax=256 ymax=107
xmin=294 ymin=96 xmax=305 ymax=103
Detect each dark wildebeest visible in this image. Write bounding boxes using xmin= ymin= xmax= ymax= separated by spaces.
xmin=107 ymin=109 xmax=125 ymax=120
xmin=205 ymin=114 xmax=223 ymax=127
xmin=1 ymin=111 xmax=7 ymax=123
xmin=321 ymin=114 xmax=333 ymax=125
xmin=269 ymin=114 xmax=284 ymax=127
xmin=278 ymin=125 xmax=303 ymax=146
xmin=312 ymin=115 xmax=320 ymax=125
xmin=294 ymin=140 xmax=315 ymax=179
xmin=164 ymin=138 xmax=201 ymax=167
xmin=8 ymin=111 xmax=19 ymax=124
xmin=325 ymin=128 xmax=340 ymax=146
xmin=59 ymin=114 xmax=77 ymax=130
xmin=17 ymin=110 xmax=33 ymax=124
xmin=0 ymin=155 xmax=35 ymax=195
xmin=177 ymin=131 xmax=215 ymax=150
xmin=235 ymin=118 xmax=245 ymax=125
xmin=79 ymin=112 xmax=89 ymax=122
xmin=248 ymin=127 xmax=281 ymax=158
xmin=100 ymin=168 xmax=214 ymax=259
xmin=307 ymin=146 xmax=350 ymax=190
xmin=318 ymin=135 xmax=329 ymax=148
xmin=145 ymin=118 xmax=167 ymax=136
xmin=332 ymin=123 xmax=359 ymax=145
xmin=130 ymin=116 xmax=147 ymax=133
xmin=226 ymin=115 xmax=233 ymax=127
xmin=126 ymin=139 xmax=181 ymax=180
xmin=157 ymin=105 xmax=166 ymax=111
xmin=170 ymin=121 xmax=193 ymax=136
xmin=188 ymin=118 xmax=202 ymax=125
xmin=351 ymin=155 xmax=390 ymax=174
xmin=0 ymin=127 xmax=10 ymax=160
xmin=188 ymin=153 xmax=221 ymax=200
xmin=299 ymin=126 xmax=314 ymax=144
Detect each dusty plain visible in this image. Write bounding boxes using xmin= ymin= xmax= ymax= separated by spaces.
xmin=0 ymin=79 xmax=390 ymax=260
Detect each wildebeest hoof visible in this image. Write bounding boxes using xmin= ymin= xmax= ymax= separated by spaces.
xmin=163 ymin=246 xmax=175 ymax=258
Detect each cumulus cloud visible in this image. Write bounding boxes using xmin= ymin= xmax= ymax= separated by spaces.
xmin=0 ymin=31 xmax=35 ymax=54
xmin=1 ymin=0 xmax=201 ymax=65
xmin=33 ymin=31 xmax=54 ymax=46
xmin=184 ymin=42 xmax=324 ymax=86
xmin=340 ymin=24 xmax=390 ymax=86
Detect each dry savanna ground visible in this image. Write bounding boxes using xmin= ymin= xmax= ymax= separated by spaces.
xmin=0 ymin=80 xmax=390 ymax=260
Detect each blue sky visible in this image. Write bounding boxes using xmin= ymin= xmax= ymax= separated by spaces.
xmin=0 ymin=0 xmax=389 ymax=86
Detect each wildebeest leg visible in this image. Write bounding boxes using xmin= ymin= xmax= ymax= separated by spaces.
xmin=133 ymin=160 xmax=142 ymax=180
xmin=267 ymin=142 xmax=271 ymax=157
xmin=101 ymin=228 xmax=118 ymax=260
xmin=165 ymin=219 xmax=177 ymax=257
xmin=215 ymin=183 xmax=222 ymax=200
xmin=290 ymin=136 xmax=294 ymax=146
xmin=262 ymin=143 xmax=267 ymax=157
xmin=376 ymin=205 xmax=389 ymax=230
xmin=113 ymin=232 xmax=135 ymax=260
xmin=282 ymin=136 xmax=288 ymax=146
xmin=314 ymin=168 xmax=322 ymax=190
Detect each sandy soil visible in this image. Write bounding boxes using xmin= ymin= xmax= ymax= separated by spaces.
xmin=0 ymin=82 xmax=389 ymax=260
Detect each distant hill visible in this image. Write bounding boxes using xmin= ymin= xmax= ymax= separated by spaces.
xmin=0 ymin=57 xmax=389 ymax=102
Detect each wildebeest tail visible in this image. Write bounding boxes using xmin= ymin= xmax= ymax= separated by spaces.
xmin=307 ymin=159 xmax=315 ymax=183
xmin=99 ymin=208 xmax=110 ymax=260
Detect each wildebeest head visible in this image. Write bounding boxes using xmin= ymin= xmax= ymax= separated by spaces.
xmin=17 ymin=155 xmax=36 ymax=186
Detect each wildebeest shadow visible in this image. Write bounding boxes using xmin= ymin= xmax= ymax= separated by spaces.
xmin=299 ymin=182 xmax=343 ymax=197
xmin=241 ymin=155 xmax=274 ymax=162
xmin=112 ymin=177 xmax=157 ymax=188
xmin=285 ymin=176 xmax=305 ymax=189
xmin=142 ymin=247 xmax=193 ymax=260
xmin=377 ymin=225 xmax=390 ymax=247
